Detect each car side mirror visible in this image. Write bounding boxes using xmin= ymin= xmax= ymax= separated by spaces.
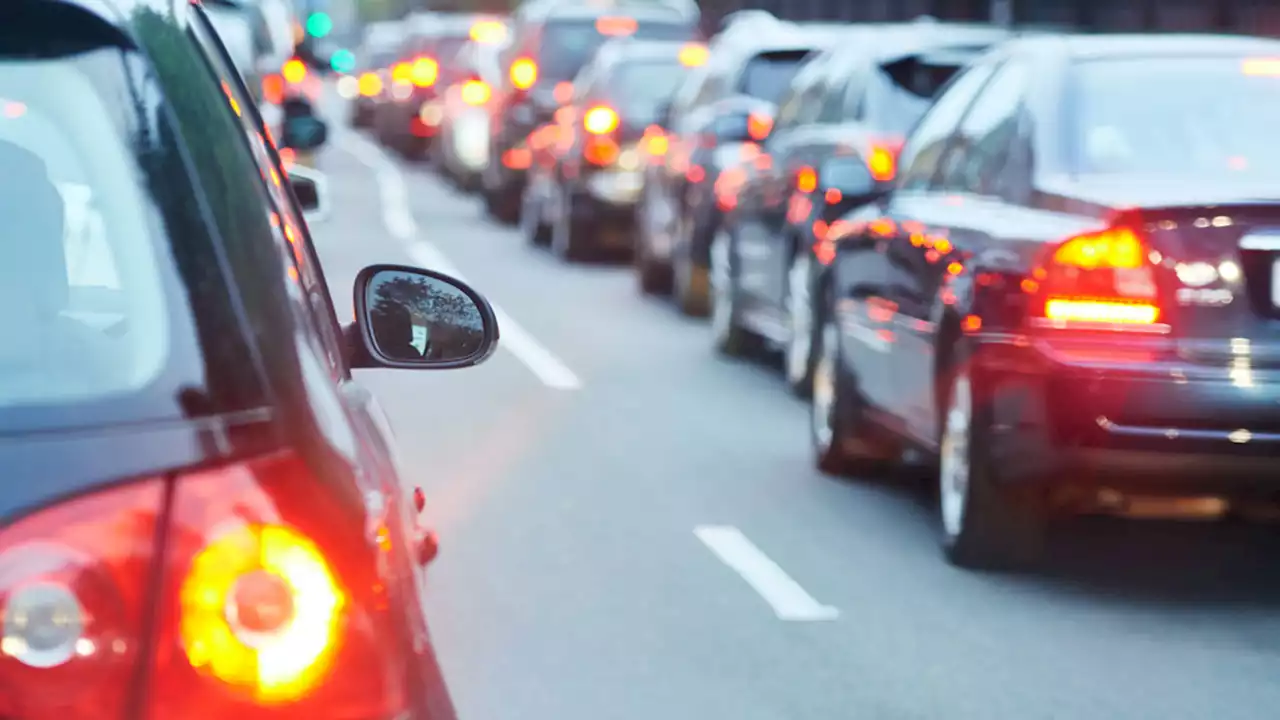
xmin=285 ymin=164 xmax=328 ymax=222
xmin=820 ymin=156 xmax=880 ymax=198
xmin=349 ymin=265 xmax=500 ymax=370
xmin=280 ymin=98 xmax=329 ymax=151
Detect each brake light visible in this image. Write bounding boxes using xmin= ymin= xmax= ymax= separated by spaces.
xmin=0 ymin=480 xmax=163 ymax=719
xmin=410 ymin=57 xmax=438 ymax=87
xmin=747 ymin=112 xmax=771 ymax=141
xmin=583 ymin=105 xmax=619 ymax=135
xmin=461 ymin=79 xmax=491 ymax=105
xmin=796 ymin=165 xmax=817 ymax=193
xmin=510 ymin=58 xmax=537 ymax=90
xmin=282 ymin=58 xmax=307 ymax=84
xmin=261 ymin=73 xmax=284 ymax=105
xmin=470 ymin=19 xmax=507 ymax=44
xmin=391 ymin=61 xmax=411 ymax=84
xmin=584 ymin=136 xmax=619 ymax=166
xmin=679 ymin=43 xmax=709 ymax=67
xmin=596 ymin=16 xmax=637 ymax=36
xmin=1031 ymin=226 xmax=1162 ymax=327
xmin=145 ymin=451 xmax=405 ymax=717
xmin=642 ymin=126 xmax=668 ymax=157
xmin=553 ymin=81 xmax=574 ymax=104
xmin=357 ymin=72 xmax=382 ymax=97
xmin=866 ymin=137 xmax=903 ymax=182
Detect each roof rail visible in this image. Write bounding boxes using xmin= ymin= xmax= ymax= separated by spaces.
xmin=717 ymin=9 xmax=779 ymax=32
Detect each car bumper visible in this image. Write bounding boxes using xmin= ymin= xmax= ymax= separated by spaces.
xmin=572 ymin=187 xmax=639 ymax=250
xmin=974 ymin=334 xmax=1280 ymax=495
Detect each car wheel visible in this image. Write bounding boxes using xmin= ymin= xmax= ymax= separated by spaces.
xmin=938 ymin=364 xmax=1047 ymax=570
xmin=552 ymin=192 xmax=592 ymax=262
xmin=709 ymin=228 xmax=757 ymax=356
xmin=810 ymin=310 xmax=895 ymax=476
xmin=784 ymin=251 xmax=817 ymax=397
xmin=672 ymin=217 xmax=710 ymax=317
xmin=520 ymin=182 xmax=550 ymax=247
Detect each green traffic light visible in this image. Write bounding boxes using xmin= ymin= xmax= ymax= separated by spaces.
xmin=306 ymin=12 xmax=333 ymax=38
xmin=330 ymin=48 xmax=355 ymax=73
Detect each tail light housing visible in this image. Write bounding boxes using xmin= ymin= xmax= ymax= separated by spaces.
xmin=583 ymin=105 xmax=619 ymax=135
xmin=390 ymin=61 xmax=411 ymax=84
xmin=866 ymin=136 xmax=904 ymax=182
xmin=410 ymin=56 xmax=438 ymax=87
xmin=584 ymin=136 xmax=619 ymax=166
xmin=678 ymin=43 xmax=709 ymax=67
xmin=553 ymin=82 xmax=574 ymax=104
xmin=357 ymin=72 xmax=382 ymax=97
xmin=509 ymin=57 xmax=537 ymax=90
xmin=461 ymin=79 xmax=490 ymax=105
xmin=1028 ymin=224 xmax=1165 ymax=329
xmin=746 ymin=112 xmax=772 ymax=142
xmin=281 ymin=58 xmax=306 ymax=85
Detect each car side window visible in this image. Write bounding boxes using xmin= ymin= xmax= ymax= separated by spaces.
xmin=188 ymin=7 xmax=347 ymax=377
xmin=935 ymin=60 xmax=1031 ymax=198
xmin=896 ymin=61 xmax=1000 ymax=192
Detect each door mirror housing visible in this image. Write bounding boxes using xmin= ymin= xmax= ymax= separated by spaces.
xmin=349 ymin=265 xmax=500 ymax=370
xmin=285 ymin=164 xmax=328 ymax=222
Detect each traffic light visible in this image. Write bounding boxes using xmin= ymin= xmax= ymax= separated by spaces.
xmin=330 ymin=48 xmax=355 ymax=74
xmin=305 ymin=12 xmax=332 ymax=38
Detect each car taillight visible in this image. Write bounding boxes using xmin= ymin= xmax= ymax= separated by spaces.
xmin=282 ymin=58 xmax=306 ymax=85
xmin=357 ymin=72 xmax=382 ymax=97
xmin=553 ymin=82 xmax=574 ymax=103
xmin=866 ymin=136 xmax=903 ymax=182
xmin=795 ymin=165 xmax=817 ymax=193
xmin=461 ymin=79 xmax=490 ymax=105
xmin=679 ymin=43 xmax=708 ymax=67
xmin=583 ymin=105 xmax=618 ymax=135
xmin=747 ymin=112 xmax=772 ymax=142
xmin=510 ymin=57 xmax=537 ymax=90
xmin=391 ymin=61 xmax=411 ymax=84
xmin=1029 ymin=225 xmax=1163 ymax=327
xmin=411 ymin=57 xmax=438 ymax=87
xmin=145 ymin=451 xmax=405 ymax=718
xmin=261 ymin=73 xmax=284 ymax=105
xmin=584 ymin=136 xmax=619 ymax=166
xmin=0 ymin=480 xmax=164 ymax=719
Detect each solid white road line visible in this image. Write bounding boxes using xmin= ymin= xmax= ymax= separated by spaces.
xmin=694 ymin=525 xmax=840 ymax=622
xmin=335 ymin=132 xmax=582 ymax=390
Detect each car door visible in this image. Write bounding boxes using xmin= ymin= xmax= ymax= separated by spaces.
xmin=893 ymin=58 xmax=1034 ymax=445
xmin=869 ymin=59 xmax=1000 ymax=427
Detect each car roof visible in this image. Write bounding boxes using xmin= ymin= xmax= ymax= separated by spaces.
xmin=596 ymin=37 xmax=689 ymax=62
xmin=1006 ymin=32 xmax=1280 ymax=60
xmin=519 ymin=0 xmax=695 ymax=25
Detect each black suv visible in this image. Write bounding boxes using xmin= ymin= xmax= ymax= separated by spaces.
xmin=481 ymin=1 xmax=699 ymax=224
xmin=0 ymin=0 xmax=497 ymax=716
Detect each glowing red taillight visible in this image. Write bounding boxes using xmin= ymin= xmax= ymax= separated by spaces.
xmin=144 ymin=451 xmax=405 ymax=718
xmin=410 ymin=56 xmax=438 ymax=87
xmin=1029 ymin=225 xmax=1163 ymax=327
xmin=583 ymin=105 xmax=619 ymax=135
xmin=866 ymin=136 xmax=903 ymax=182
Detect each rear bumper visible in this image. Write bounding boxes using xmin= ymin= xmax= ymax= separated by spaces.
xmin=973 ymin=334 xmax=1280 ymax=495
xmin=571 ymin=189 xmax=638 ymax=250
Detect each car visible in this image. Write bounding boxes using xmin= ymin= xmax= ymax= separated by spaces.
xmin=635 ymin=22 xmax=843 ymax=315
xmin=0 ymin=0 xmax=498 ymax=716
xmin=433 ymin=20 xmax=511 ymax=191
xmin=373 ymin=12 xmax=489 ymax=159
xmin=519 ymin=37 xmax=705 ymax=260
xmin=481 ymin=1 xmax=701 ymax=225
xmin=811 ymin=33 xmax=1280 ymax=570
xmin=714 ymin=22 xmax=1010 ymax=395
xmin=350 ymin=21 xmax=406 ymax=127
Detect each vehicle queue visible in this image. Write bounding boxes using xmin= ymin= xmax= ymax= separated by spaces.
xmin=344 ymin=3 xmax=1280 ymax=571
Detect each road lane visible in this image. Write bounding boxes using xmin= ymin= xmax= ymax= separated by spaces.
xmin=308 ymin=133 xmax=1280 ymax=720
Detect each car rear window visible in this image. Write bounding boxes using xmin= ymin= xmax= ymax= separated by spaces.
xmin=537 ymin=18 xmax=696 ymax=82
xmin=1071 ymin=56 xmax=1280 ymax=177
xmin=737 ymin=50 xmax=810 ymax=103
xmin=610 ymin=59 xmax=685 ymax=120
xmin=865 ymin=53 xmax=972 ymax=134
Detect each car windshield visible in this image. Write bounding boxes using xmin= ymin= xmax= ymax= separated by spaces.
xmin=0 ymin=51 xmax=169 ymax=411
xmin=737 ymin=50 xmax=810 ymax=102
xmin=610 ymin=59 xmax=685 ymax=120
xmin=1072 ymin=56 xmax=1280 ymax=177
xmin=537 ymin=18 xmax=696 ymax=82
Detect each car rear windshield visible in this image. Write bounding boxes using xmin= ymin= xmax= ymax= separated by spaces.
xmin=537 ymin=18 xmax=696 ymax=82
xmin=865 ymin=53 xmax=970 ymax=134
xmin=0 ymin=23 xmax=249 ymax=431
xmin=737 ymin=50 xmax=811 ymax=103
xmin=1071 ymin=56 xmax=1280 ymax=177
xmin=611 ymin=59 xmax=685 ymax=120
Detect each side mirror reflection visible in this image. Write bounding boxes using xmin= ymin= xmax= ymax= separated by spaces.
xmin=353 ymin=265 xmax=499 ymax=369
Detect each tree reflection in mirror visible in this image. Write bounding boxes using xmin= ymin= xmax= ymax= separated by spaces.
xmin=365 ymin=270 xmax=485 ymax=363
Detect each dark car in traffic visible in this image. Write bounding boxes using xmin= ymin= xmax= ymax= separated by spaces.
xmin=481 ymin=1 xmax=700 ymax=224
xmin=519 ymin=37 xmax=703 ymax=260
xmin=0 ymin=0 xmax=497 ymax=716
xmin=714 ymin=22 xmax=1010 ymax=394
xmin=811 ymin=33 xmax=1280 ymax=570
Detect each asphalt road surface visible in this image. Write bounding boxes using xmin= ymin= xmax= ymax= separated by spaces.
xmin=309 ymin=126 xmax=1280 ymax=720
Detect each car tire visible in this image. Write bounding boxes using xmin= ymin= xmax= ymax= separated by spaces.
xmin=483 ymin=186 xmax=519 ymax=225
xmin=709 ymin=227 xmax=759 ymax=356
xmin=784 ymin=250 xmax=819 ymax=398
xmin=938 ymin=353 xmax=1047 ymax=570
xmin=552 ymin=193 xmax=592 ymax=262
xmin=672 ymin=217 xmax=710 ymax=316
xmin=520 ymin=183 xmax=551 ymax=247
xmin=810 ymin=309 xmax=896 ymax=477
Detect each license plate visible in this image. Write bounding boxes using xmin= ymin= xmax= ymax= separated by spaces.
xmin=1272 ymin=258 xmax=1280 ymax=307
